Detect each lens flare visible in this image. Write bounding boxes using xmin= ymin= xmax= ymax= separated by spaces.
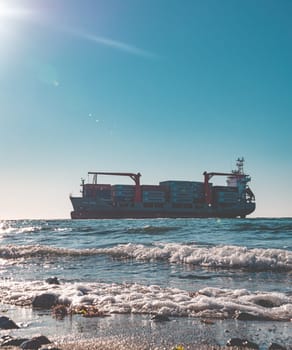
xmin=0 ymin=0 xmax=31 ymax=18
xmin=0 ymin=0 xmax=34 ymax=58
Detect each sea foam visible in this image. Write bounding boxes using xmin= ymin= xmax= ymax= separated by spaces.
xmin=1 ymin=280 xmax=291 ymax=321
xmin=0 ymin=242 xmax=291 ymax=271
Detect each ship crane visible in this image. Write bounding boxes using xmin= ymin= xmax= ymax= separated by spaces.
xmin=203 ymin=171 xmax=245 ymax=205
xmin=87 ymin=171 xmax=142 ymax=203
xmin=203 ymin=158 xmax=252 ymax=205
xmin=203 ymin=157 xmax=255 ymax=205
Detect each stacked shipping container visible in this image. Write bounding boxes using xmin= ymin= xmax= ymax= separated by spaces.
xmin=141 ymin=185 xmax=166 ymax=203
xmin=84 ymin=182 xmax=239 ymax=206
xmin=112 ymin=185 xmax=135 ymax=202
xmin=84 ymin=184 xmax=112 ymax=201
xmin=159 ymin=181 xmax=205 ymax=204
xmin=212 ymin=186 xmax=238 ymax=204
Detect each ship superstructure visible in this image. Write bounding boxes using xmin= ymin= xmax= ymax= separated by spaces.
xmin=70 ymin=158 xmax=255 ymax=219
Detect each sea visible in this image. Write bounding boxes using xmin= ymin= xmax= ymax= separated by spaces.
xmin=0 ymin=218 xmax=291 ymax=349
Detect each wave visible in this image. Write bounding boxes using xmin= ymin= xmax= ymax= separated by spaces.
xmin=1 ymin=243 xmax=291 ymax=272
xmin=0 ymin=221 xmax=73 ymax=237
xmin=104 ymin=243 xmax=292 ymax=271
xmin=231 ymin=219 xmax=292 ymax=233
xmin=0 ymin=244 xmax=89 ymax=259
xmin=0 ymin=221 xmax=177 ymax=237
xmin=1 ymin=280 xmax=291 ymax=321
xmin=125 ymin=225 xmax=180 ymax=235
xmin=0 ymin=224 xmax=43 ymax=235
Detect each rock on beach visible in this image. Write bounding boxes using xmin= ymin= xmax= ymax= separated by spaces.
xmin=32 ymin=293 xmax=58 ymax=309
xmin=0 ymin=316 xmax=19 ymax=330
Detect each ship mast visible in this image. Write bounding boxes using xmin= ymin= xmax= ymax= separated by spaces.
xmin=234 ymin=157 xmax=245 ymax=175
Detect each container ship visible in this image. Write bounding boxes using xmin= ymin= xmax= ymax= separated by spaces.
xmin=70 ymin=158 xmax=255 ymax=219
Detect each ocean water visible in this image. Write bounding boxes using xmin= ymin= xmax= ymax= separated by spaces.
xmin=0 ymin=218 xmax=291 ymax=348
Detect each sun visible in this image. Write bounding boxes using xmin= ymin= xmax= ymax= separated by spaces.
xmin=0 ymin=0 xmax=10 ymax=16
xmin=0 ymin=0 xmax=31 ymax=18
xmin=0 ymin=0 xmax=33 ymax=48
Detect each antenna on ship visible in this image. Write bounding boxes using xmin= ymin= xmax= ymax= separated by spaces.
xmin=81 ymin=178 xmax=85 ymax=196
xmin=236 ymin=157 xmax=245 ymax=175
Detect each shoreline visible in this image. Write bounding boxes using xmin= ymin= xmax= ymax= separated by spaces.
xmin=1 ymin=306 xmax=291 ymax=350
xmin=2 ymin=337 xmax=292 ymax=350
xmin=54 ymin=338 xmax=271 ymax=350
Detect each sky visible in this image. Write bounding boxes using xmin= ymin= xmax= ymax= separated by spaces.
xmin=0 ymin=0 xmax=292 ymax=219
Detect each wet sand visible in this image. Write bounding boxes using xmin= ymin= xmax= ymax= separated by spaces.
xmin=0 ymin=343 xmax=251 ymax=350
xmin=2 ymin=306 xmax=291 ymax=349
xmin=3 ymin=338 xmax=291 ymax=350
xmin=56 ymin=339 xmax=247 ymax=350
xmin=2 ymin=328 xmax=291 ymax=350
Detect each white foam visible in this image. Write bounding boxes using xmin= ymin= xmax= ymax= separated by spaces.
xmin=1 ymin=242 xmax=291 ymax=271
xmin=0 ymin=221 xmax=42 ymax=236
xmin=0 ymin=244 xmax=84 ymax=259
xmin=101 ymin=243 xmax=292 ymax=271
xmin=1 ymin=280 xmax=291 ymax=321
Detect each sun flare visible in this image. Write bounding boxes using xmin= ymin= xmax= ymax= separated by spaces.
xmin=0 ymin=1 xmax=11 ymax=17
xmin=0 ymin=0 xmax=30 ymax=18
xmin=0 ymin=0 xmax=33 ymax=51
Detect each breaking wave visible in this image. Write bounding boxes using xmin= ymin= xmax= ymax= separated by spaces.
xmin=1 ymin=243 xmax=291 ymax=272
xmin=1 ymin=280 xmax=291 ymax=321
xmin=0 ymin=220 xmax=72 ymax=237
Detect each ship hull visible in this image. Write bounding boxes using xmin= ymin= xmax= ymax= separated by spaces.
xmin=70 ymin=200 xmax=255 ymax=220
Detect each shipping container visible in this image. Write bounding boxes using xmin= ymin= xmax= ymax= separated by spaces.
xmin=213 ymin=186 xmax=238 ymax=192
xmin=112 ymin=185 xmax=135 ymax=190
xmin=141 ymin=185 xmax=165 ymax=191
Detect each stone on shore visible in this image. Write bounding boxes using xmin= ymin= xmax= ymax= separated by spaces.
xmin=20 ymin=335 xmax=51 ymax=349
xmin=151 ymin=314 xmax=170 ymax=322
xmin=32 ymin=293 xmax=58 ymax=309
xmin=226 ymin=338 xmax=259 ymax=349
xmin=45 ymin=277 xmax=60 ymax=285
xmin=1 ymin=336 xmax=29 ymax=347
xmin=0 ymin=316 xmax=19 ymax=330
xmin=234 ymin=311 xmax=272 ymax=321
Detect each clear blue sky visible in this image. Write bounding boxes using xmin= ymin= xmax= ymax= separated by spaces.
xmin=1 ymin=0 xmax=291 ymax=219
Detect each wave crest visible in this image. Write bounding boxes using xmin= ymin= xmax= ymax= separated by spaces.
xmin=1 ymin=243 xmax=291 ymax=272
xmin=101 ymin=243 xmax=292 ymax=272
